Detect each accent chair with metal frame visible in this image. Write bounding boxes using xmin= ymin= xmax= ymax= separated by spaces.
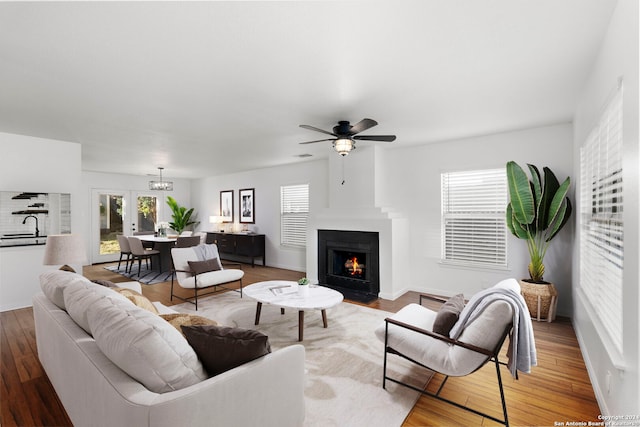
xmin=376 ymin=280 xmax=533 ymax=427
xmin=170 ymin=244 xmax=244 ymax=310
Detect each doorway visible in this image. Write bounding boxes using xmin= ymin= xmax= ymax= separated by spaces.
xmin=91 ymin=190 xmax=161 ymax=264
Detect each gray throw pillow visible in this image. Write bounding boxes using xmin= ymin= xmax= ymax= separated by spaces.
xmin=187 ymin=258 xmax=221 ymax=275
xmin=432 ymin=293 xmax=465 ymax=336
xmin=181 ymin=325 xmax=271 ymax=377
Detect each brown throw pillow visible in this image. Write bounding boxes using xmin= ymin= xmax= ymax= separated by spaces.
xmin=181 ymin=325 xmax=271 ymax=377
xmin=432 ymin=293 xmax=465 ymax=336
xmin=160 ymin=313 xmax=218 ymax=336
xmin=112 ymin=288 xmax=159 ymax=315
xmin=188 ymin=258 xmax=221 ymax=275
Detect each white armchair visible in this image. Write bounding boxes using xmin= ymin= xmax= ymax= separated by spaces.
xmin=376 ymin=279 xmax=534 ymax=427
xmin=170 ymin=244 xmax=244 ymax=310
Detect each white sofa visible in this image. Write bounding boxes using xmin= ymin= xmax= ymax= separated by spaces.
xmin=33 ymin=270 xmax=306 ymax=427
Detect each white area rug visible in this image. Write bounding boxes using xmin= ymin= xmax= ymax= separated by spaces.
xmin=172 ymin=292 xmax=432 ymax=427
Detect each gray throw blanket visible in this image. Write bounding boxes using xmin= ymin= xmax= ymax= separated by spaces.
xmin=449 ymin=286 xmax=537 ymax=378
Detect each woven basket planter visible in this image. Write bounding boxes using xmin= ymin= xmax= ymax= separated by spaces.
xmin=519 ymin=280 xmax=558 ymax=322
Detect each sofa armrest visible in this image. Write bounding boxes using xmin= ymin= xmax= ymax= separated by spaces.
xmin=148 ymin=344 xmax=306 ymax=427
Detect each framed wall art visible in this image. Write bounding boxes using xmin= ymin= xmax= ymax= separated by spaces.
xmin=239 ymin=188 xmax=255 ymax=224
xmin=220 ymin=190 xmax=234 ymax=223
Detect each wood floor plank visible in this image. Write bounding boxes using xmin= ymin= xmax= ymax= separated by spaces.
xmin=0 ymin=262 xmax=602 ymax=426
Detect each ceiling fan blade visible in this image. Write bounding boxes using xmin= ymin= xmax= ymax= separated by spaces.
xmin=349 ymin=118 xmax=378 ymax=135
xmin=299 ymin=138 xmax=336 ymax=145
xmin=299 ymin=124 xmax=337 ymax=137
xmin=353 ymin=135 xmax=397 ymax=142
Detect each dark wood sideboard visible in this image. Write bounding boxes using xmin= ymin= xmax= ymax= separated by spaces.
xmin=206 ymin=232 xmax=265 ymax=267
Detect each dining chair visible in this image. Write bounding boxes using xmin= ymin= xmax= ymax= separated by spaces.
xmin=127 ymin=237 xmax=161 ymax=276
xmin=176 ymin=236 xmax=201 ymax=248
xmin=115 ymin=235 xmax=133 ymax=272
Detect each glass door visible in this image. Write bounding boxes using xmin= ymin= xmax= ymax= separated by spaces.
xmin=135 ymin=194 xmax=159 ymax=234
xmin=91 ymin=190 xmax=160 ymax=264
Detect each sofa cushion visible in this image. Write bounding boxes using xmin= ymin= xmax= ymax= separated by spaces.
xmin=188 ymin=258 xmax=221 ymax=274
xmin=181 ymin=325 xmax=271 ymax=377
xmin=63 ymin=280 xmax=131 ymax=334
xmin=87 ymin=297 xmax=207 ymax=393
xmin=432 ymin=293 xmax=465 ymax=336
xmin=39 ymin=270 xmax=86 ymax=309
xmin=160 ymin=313 xmax=218 ymax=336
xmin=92 ymin=279 xmax=119 ymax=288
xmin=112 ymin=288 xmax=159 ymax=315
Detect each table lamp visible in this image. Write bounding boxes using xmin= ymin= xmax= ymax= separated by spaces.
xmin=210 ymin=215 xmax=224 ymax=232
xmin=43 ymin=234 xmax=87 ymax=273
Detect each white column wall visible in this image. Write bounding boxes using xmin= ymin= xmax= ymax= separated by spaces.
xmin=0 ymin=132 xmax=82 ymax=311
xmin=572 ymin=0 xmax=639 ymax=416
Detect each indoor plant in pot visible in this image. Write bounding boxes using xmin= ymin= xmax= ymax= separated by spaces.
xmin=166 ymin=196 xmax=197 ymax=235
xmin=506 ymin=161 xmax=572 ymax=321
xmin=298 ymin=277 xmax=310 ymax=297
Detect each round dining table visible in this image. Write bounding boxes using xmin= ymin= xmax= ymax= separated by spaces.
xmin=135 ymin=235 xmax=177 ymax=273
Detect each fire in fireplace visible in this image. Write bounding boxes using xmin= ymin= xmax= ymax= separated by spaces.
xmin=333 ymin=250 xmax=366 ymax=279
xmin=318 ymin=229 xmax=379 ymax=302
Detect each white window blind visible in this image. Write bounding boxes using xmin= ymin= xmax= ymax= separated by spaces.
xmin=579 ymin=84 xmax=623 ymax=353
xmin=281 ymin=184 xmax=309 ymax=248
xmin=441 ymin=169 xmax=508 ymax=268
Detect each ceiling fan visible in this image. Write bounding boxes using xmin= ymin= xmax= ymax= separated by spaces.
xmin=299 ymin=118 xmax=396 ymax=156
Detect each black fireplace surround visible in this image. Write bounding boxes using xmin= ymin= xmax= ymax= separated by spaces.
xmin=318 ymin=229 xmax=379 ymax=302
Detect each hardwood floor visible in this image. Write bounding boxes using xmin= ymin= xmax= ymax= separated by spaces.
xmin=0 ymin=263 xmax=601 ymax=426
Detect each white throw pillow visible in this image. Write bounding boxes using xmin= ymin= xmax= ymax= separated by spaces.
xmin=63 ymin=280 xmax=131 ymax=334
xmin=39 ymin=270 xmax=86 ymax=309
xmin=87 ymin=296 xmax=207 ymax=393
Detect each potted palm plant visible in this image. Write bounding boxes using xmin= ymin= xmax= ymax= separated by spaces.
xmin=166 ymin=196 xmax=197 ymax=235
xmin=506 ymin=161 xmax=572 ymax=321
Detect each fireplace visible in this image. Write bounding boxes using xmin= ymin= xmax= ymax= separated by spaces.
xmin=318 ymin=229 xmax=379 ymax=302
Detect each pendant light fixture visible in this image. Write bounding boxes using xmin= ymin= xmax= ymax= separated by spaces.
xmin=149 ymin=167 xmax=173 ymax=191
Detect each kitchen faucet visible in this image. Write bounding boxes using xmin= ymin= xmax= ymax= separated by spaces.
xmin=22 ymin=215 xmax=39 ymax=237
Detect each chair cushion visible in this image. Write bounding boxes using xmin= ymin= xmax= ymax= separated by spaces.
xmin=87 ymin=296 xmax=207 ymax=393
xmin=376 ymin=300 xmax=512 ymax=377
xmin=432 ymin=294 xmax=465 ymax=336
xmin=188 ymin=258 xmax=221 ymax=274
xmin=181 ymin=325 xmax=271 ymax=377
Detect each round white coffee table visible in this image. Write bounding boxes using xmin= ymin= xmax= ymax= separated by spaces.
xmin=243 ymin=280 xmax=344 ymax=341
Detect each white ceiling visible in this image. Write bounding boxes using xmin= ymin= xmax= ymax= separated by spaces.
xmin=0 ymin=1 xmax=616 ymax=179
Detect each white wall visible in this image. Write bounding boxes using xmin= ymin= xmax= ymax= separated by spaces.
xmin=191 ymin=159 xmax=328 ymax=271
xmin=572 ymin=0 xmax=639 ymax=416
xmin=0 ymin=132 xmax=82 ymax=311
xmin=191 ymin=124 xmax=575 ymax=311
xmin=381 ymin=123 xmax=575 ymax=314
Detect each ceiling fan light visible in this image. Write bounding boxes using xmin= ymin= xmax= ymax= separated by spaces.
xmin=334 ymin=138 xmax=354 ymax=156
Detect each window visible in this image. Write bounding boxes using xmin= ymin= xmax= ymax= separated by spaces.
xmin=441 ymin=168 xmax=508 ymax=268
xmin=579 ymin=83 xmax=623 ymax=354
xmin=281 ymin=184 xmax=309 ymax=248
